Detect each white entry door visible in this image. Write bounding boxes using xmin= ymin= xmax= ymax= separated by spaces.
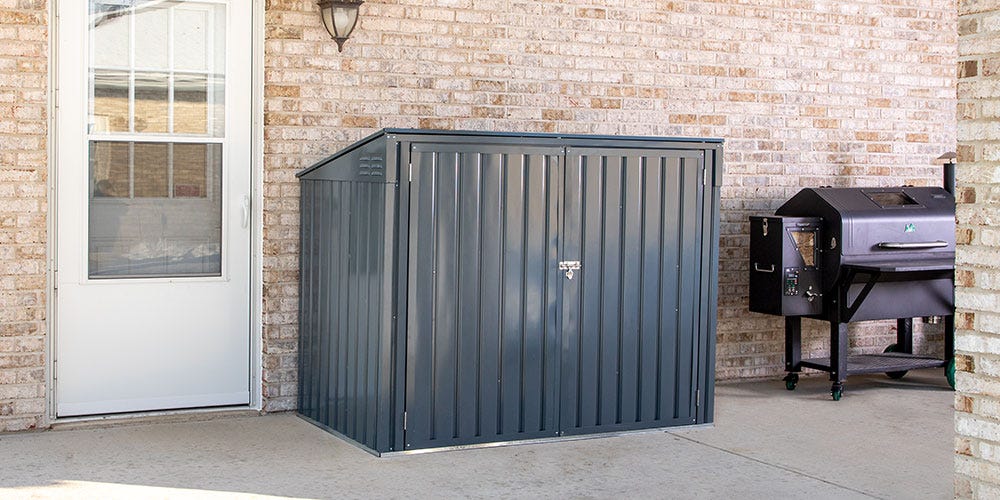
xmin=55 ymin=0 xmax=252 ymax=416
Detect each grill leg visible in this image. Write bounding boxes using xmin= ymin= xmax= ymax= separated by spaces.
xmin=831 ymin=321 xmax=847 ymax=401
xmin=896 ymin=318 xmax=913 ymax=354
xmin=945 ymin=314 xmax=955 ymax=362
xmin=785 ymin=316 xmax=802 ymax=372
xmin=830 ymin=321 xmax=848 ymax=385
xmin=945 ymin=314 xmax=956 ymax=389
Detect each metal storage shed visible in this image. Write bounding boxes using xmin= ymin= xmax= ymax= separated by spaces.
xmin=296 ymin=129 xmax=723 ymax=454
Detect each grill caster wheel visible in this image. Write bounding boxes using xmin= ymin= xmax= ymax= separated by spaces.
xmin=883 ymin=344 xmax=908 ymax=379
xmin=831 ymin=383 xmax=844 ymax=401
xmin=783 ymin=373 xmax=799 ymax=391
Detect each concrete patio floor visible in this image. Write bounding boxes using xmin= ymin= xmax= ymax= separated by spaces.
xmin=0 ymin=368 xmax=955 ymax=499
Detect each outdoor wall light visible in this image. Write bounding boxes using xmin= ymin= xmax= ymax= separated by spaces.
xmin=318 ymin=0 xmax=363 ymax=52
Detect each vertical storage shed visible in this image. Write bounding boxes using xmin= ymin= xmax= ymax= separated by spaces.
xmin=297 ymin=129 xmax=723 ymax=454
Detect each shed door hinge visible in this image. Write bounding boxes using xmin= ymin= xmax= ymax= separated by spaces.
xmin=403 ymin=411 xmax=407 ymax=430
xmin=696 ymin=389 xmax=701 ymax=408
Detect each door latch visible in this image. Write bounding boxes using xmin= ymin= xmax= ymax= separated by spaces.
xmin=559 ymin=261 xmax=582 ymax=280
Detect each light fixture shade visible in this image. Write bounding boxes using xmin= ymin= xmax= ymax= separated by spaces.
xmin=318 ymin=0 xmax=362 ymax=52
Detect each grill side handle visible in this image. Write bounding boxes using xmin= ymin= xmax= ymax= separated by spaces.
xmin=876 ymin=240 xmax=949 ymax=250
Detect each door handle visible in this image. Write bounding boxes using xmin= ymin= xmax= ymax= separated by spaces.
xmin=241 ymin=194 xmax=250 ymax=229
xmin=754 ymin=263 xmax=775 ymax=273
xmin=877 ymin=240 xmax=947 ymax=250
xmin=559 ymin=261 xmax=582 ymax=280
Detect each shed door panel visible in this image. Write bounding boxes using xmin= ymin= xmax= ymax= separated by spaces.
xmin=560 ymin=149 xmax=703 ymax=433
xmin=404 ymin=145 xmax=563 ymax=450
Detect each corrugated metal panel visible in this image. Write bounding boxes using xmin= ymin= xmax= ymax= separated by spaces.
xmin=298 ymin=130 xmax=722 ymax=454
xmin=560 ymin=149 xmax=703 ymax=433
xmin=404 ymin=145 xmax=563 ymax=450
xmin=298 ymin=178 xmax=390 ymax=451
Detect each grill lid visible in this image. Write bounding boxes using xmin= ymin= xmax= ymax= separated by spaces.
xmin=776 ymin=186 xmax=955 ymax=260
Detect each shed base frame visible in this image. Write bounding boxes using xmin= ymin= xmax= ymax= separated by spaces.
xmin=385 ymin=423 xmax=715 ymax=457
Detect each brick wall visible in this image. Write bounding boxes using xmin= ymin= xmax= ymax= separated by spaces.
xmin=0 ymin=0 xmax=962 ymax=425
xmin=261 ymin=0 xmax=958 ymax=410
xmin=0 ymin=0 xmax=48 ymax=432
xmin=955 ymin=1 xmax=1000 ymax=497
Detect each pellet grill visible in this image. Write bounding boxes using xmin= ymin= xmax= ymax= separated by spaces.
xmin=749 ymin=162 xmax=957 ymax=400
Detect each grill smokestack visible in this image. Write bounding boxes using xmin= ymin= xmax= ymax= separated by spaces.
xmin=935 ymin=151 xmax=957 ymax=195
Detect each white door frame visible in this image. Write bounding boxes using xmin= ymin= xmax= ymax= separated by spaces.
xmin=44 ymin=0 xmax=265 ymax=423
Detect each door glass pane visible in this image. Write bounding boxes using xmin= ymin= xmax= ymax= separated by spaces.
xmin=90 ymin=141 xmax=130 ymax=198
xmin=173 ymin=73 xmax=208 ymax=134
xmin=89 ymin=141 xmax=222 ymax=278
xmin=174 ymin=7 xmax=209 ymax=71
xmin=132 ymin=142 xmax=169 ymax=198
xmin=173 ymin=143 xmax=213 ymax=197
xmin=92 ymin=6 xmax=129 ymax=68
xmin=88 ymin=0 xmax=227 ymax=279
xmin=134 ymin=4 xmax=170 ymax=69
xmin=133 ymin=72 xmax=169 ymax=133
xmin=92 ymin=70 xmax=130 ymax=133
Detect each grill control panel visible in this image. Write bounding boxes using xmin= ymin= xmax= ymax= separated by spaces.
xmin=784 ymin=270 xmax=799 ymax=296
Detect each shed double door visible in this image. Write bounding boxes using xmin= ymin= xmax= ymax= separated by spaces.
xmin=404 ymin=143 xmax=705 ymax=450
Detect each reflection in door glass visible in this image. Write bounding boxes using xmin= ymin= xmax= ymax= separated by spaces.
xmin=88 ymin=0 xmax=227 ymax=278
xmin=89 ymin=142 xmax=222 ymax=278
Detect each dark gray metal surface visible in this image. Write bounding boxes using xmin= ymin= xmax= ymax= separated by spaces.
xmin=298 ymin=177 xmax=397 ymax=452
xmin=298 ymin=129 xmax=722 ymax=453
xmin=404 ymin=144 xmax=563 ymax=450
xmin=559 ymin=149 xmax=703 ymax=434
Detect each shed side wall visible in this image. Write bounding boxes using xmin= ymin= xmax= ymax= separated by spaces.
xmin=298 ymin=178 xmax=389 ymax=450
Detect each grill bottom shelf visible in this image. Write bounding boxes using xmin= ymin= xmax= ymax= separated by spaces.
xmin=799 ymin=353 xmax=946 ymax=375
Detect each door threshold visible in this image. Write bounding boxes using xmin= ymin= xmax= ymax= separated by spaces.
xmin=50 ymin=406 xmax=261 ymax=431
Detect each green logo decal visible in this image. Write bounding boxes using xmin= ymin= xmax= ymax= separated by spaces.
xmin=904 ymin=223 xmax=916 ymax=233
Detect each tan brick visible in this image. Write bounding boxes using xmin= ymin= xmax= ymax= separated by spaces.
xmin=957 ymin=353 xmax=977 ymax=373
xmin=956 ymin=395 xmax=975 ymax=413
xmin=542 ymin=109 xmax=573 ymax=121
xmin=418 ymin=117 xmax=454 ymax=129
xmin=960 ymin=60 xmax=979 ymax=78
xmin=0 ymin=1 xmax=48 ymax=432
xmin=265 ymin=85 xmax=301 ymax=98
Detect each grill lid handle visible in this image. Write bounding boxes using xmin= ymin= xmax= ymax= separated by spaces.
xmin=877 ymin=240 xmax=949 ymax=250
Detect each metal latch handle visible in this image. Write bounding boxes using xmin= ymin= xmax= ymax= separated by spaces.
xmin=241 ymin=194 xmax=250 ymax=229
xmin=877 ymin=240 xmax=948 ymax=250
xmin=753 ymin=263 xmax=775 ymax=273
xmin=559 ymin=261 xmax=582 ymax=280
